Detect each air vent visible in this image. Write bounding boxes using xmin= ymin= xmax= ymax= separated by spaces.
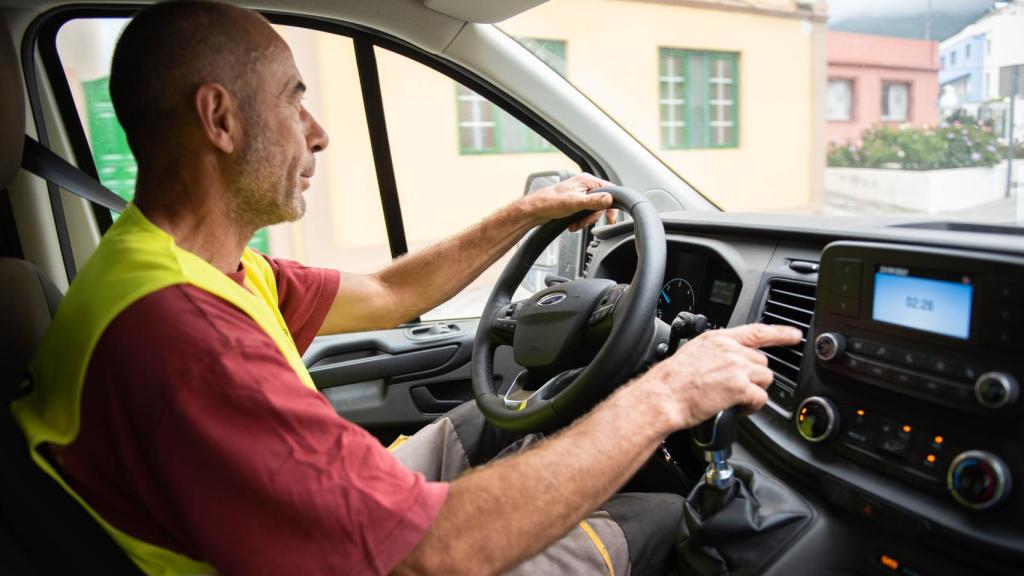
xmin=758 ymin=278 xmax=817 ymax=416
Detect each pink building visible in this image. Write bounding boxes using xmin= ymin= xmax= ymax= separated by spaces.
xmin=826 ymin=31 xmax=940 ymax=145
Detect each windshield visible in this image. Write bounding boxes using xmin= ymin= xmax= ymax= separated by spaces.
xmin=501 ymin=0 xmax=1023 ymax=228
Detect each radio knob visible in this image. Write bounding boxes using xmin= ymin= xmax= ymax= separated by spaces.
xmin=796 ymin=396 xmax=839 ymax=443
xmin=947 ymin=451 xmax=1012 ymax=510
xmin=974 ymin=372 xmax=1019 ymax=409
xmin=814 ymin=333 xmax=845 ymax=362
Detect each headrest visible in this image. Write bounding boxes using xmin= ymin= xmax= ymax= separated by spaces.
xmin=0 ymin=18 xmax=25 ymax=189
xmin=0 ymin=258 xmax=62 ymax=398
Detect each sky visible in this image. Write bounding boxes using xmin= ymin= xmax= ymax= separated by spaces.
xmin=827 ymin=0 xmax=996 ymax=22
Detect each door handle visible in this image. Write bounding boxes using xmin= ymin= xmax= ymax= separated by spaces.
xmin=309 ymin=345 xmax=457 ymax=389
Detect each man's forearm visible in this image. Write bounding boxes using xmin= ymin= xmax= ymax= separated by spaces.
xmin=370 ymin=198 xmax=538 ymax=327
xmin=394 ymin=381 xmax=672 ymax=575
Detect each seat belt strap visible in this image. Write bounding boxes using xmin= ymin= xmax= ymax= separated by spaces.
xmin=20 ymin=135 xmax=127 ymax=213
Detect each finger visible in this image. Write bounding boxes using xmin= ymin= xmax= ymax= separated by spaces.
xmin=739 ymin=386 xmax=769 ymax=415
xmin=574 ymin=212 xmax=603 ymax=229
xmin=583 ymin=191 xmax=613 ymax=210
xmin=605 ymin=208 xmax=619 ymax=225
xmin=720 ymin=323 xmax=802 ymax=348
xmin=737 ymin=346 xmax=769 ymax=366
xmin=577 ymin=173 xmax=611 ymax=189
xmin=748 ymin=365 xmax=774 ymax=388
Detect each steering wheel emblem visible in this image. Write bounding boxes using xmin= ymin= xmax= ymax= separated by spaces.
xmin=537 ymin=292 xmax=568 ymax=307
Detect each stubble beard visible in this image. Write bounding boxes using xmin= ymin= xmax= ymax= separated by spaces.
xmin=229 ymin=117 xmax=305 ymax=234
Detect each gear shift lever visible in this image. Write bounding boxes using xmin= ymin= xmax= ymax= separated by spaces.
xmin=692 ymin=407 xmax=739 ymax=492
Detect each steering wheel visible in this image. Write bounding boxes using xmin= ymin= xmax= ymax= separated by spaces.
xmin=472 ymin=186 xmax=666 ymax=433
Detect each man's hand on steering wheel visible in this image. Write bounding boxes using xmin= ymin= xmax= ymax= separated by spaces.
xmin=521 ymin=173 xmax=619 ymax=232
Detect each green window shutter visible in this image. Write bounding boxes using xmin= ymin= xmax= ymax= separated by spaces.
xmin=456 ymin=38 xmax=566 ymax=155
xmin=658 ymin=49 xmax=739 ymax=150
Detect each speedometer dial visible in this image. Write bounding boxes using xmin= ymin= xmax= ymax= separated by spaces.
xmin=657 ymin=277 xmax=696 ymax=321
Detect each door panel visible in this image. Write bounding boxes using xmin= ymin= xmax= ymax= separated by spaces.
xmin=304 ymin=319 xmax=521 ymax=441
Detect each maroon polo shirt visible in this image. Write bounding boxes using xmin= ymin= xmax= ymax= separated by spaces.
xmin=51 ymin=254 xmax=447 ymax=575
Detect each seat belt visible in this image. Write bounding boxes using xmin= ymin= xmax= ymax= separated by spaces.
xmin=20 ymin=135 xmax=127 ymax=213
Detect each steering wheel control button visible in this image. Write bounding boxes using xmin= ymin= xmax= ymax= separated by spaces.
xmin=947 ymin=451 xmax=1012 ymax=510
xmin=796 ymin=396 xmax=838 ymax=443
xmin=814 ymin=332 xmax=844 ymax=362
xmin=974 ymin=372 xmax=1019 ymax=409
xmin=493 ymin=318 xmax=517 ymax=333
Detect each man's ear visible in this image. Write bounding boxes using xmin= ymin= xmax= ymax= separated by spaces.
xmin=194 ymin=83 xmax=240 ymax=154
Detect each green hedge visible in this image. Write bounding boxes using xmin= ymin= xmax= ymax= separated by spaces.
xmin=828 ymin=115 xmax=1002 ymax=170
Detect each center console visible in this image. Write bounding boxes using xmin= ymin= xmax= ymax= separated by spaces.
xmin=805 ymin=242 xmax=1022 ymax=514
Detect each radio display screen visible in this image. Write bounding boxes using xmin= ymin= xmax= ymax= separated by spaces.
xmin=872 ymin=266 xmax=973 ymax=340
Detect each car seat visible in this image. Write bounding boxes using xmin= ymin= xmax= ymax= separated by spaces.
xmin=0 ymin=15 xmax=144 ymax=576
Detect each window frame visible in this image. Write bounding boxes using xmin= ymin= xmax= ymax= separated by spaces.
xmin=28 ymin=6 xmax=607 ymax=280
xmin=825 ymin=77 xmax=854 ymax=122
xmin=658 ymin=47 xmax=739 ymax=151
xmin=880 ymin=80 xmax=910 ymax=122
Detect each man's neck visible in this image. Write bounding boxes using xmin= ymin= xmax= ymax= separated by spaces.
xmin=134 ymin=179 xmax=255 ymax=274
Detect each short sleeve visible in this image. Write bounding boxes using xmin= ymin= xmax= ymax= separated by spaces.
xmin=150 ymin=343 xmax=447 ymax=575
xmin=262 ymin=255 xmax=340 ymax=352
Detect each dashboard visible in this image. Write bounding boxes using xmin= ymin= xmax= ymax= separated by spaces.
xmin=586 ymin=211 xmax=1023 ymax=576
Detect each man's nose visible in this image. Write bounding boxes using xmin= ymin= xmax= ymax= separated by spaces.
xmin=306 ymin=109 xmax=329 ymax=153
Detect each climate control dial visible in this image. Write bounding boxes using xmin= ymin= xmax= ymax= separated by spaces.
xmin=796 ymin=396 xmax=839 ymax=443
xmin=947 ymin=451 xmax=1012 ymax=510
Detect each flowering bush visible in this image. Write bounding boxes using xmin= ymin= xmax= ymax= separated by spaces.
xmin=828 ymin=115 xmax=1002 ymax=170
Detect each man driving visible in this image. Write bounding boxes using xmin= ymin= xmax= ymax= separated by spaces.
xmin=12 ymin=2 xmax=801 ymax=574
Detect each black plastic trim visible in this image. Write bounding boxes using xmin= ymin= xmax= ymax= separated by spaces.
xmin=33 ymin=11 xmax=117 ymax=233
xmin=353 ymin=39 xmax=409 ymax=260
xmin=20 ymin=14 xmax=76 ymax=280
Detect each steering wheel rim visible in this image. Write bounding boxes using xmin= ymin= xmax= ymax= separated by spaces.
xmin=472 ymin=186 xmax=666 ymax=433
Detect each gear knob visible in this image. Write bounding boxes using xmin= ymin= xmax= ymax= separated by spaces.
xmin=693 ymin=407 xmax=740 ymax=491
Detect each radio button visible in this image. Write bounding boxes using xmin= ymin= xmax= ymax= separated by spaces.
xmin=974 ymin=372 xmax=1019 ymax=409
xmin=951 ymin=362 xmax=979 ymax=382
xmin=848 ymin=338 xmax=869 ymax=354
xmin=888 ymin=369 xmax=920 ymax=389
xmin=865 ymin=362 xmax=889 ymax=380
xmin=832 ymin=258 xmax=862 ymax=298
xmin=924 ymin=355 xmax=953 ymax=376
xmin=828 ymin=296 xmax=859 ymax=317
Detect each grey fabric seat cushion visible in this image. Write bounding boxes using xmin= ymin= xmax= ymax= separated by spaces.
xmin=0 ymin=258 xmax=62 ymax=399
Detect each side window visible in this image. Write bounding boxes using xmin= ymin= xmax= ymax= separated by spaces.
xmin=53 ymin=18 xmax=587 ymax=323
xmin=374 ymin=46 xmax=580 ymax=320
xmin=55 ymin=20 xmax=392 ymax=274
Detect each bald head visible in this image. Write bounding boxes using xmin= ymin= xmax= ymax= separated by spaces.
xmin=110 ymin=1 xmax=284 ymax=164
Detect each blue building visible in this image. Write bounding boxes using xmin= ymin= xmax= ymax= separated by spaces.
xmin=939 ymin=33 xmax=987 ymax=106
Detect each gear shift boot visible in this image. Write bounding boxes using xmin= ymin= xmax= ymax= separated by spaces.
xmin=675 ymin=463 xmax=814 ymax=575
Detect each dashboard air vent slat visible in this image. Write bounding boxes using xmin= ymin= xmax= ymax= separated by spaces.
xmin=759 ymin=278 xmax=817 ymax=416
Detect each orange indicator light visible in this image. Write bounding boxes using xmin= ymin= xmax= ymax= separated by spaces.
xmin=934 ymin=435 xmax=944 ymax=445
xmin=801 ymin=407 xmax=808 ymax=415
xmin=902 ymin=425 xmax=912 ymax=433
xmin=856 ymin=409 xmax=865 ymax=417
xmin=880 ymin=554 xmax=899 ymax=571
xmin=926 ymin=454 xmax=936 ymax=464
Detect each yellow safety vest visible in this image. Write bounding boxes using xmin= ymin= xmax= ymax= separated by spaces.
xmin=12 ymin=203 xmax=318 ymax=575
